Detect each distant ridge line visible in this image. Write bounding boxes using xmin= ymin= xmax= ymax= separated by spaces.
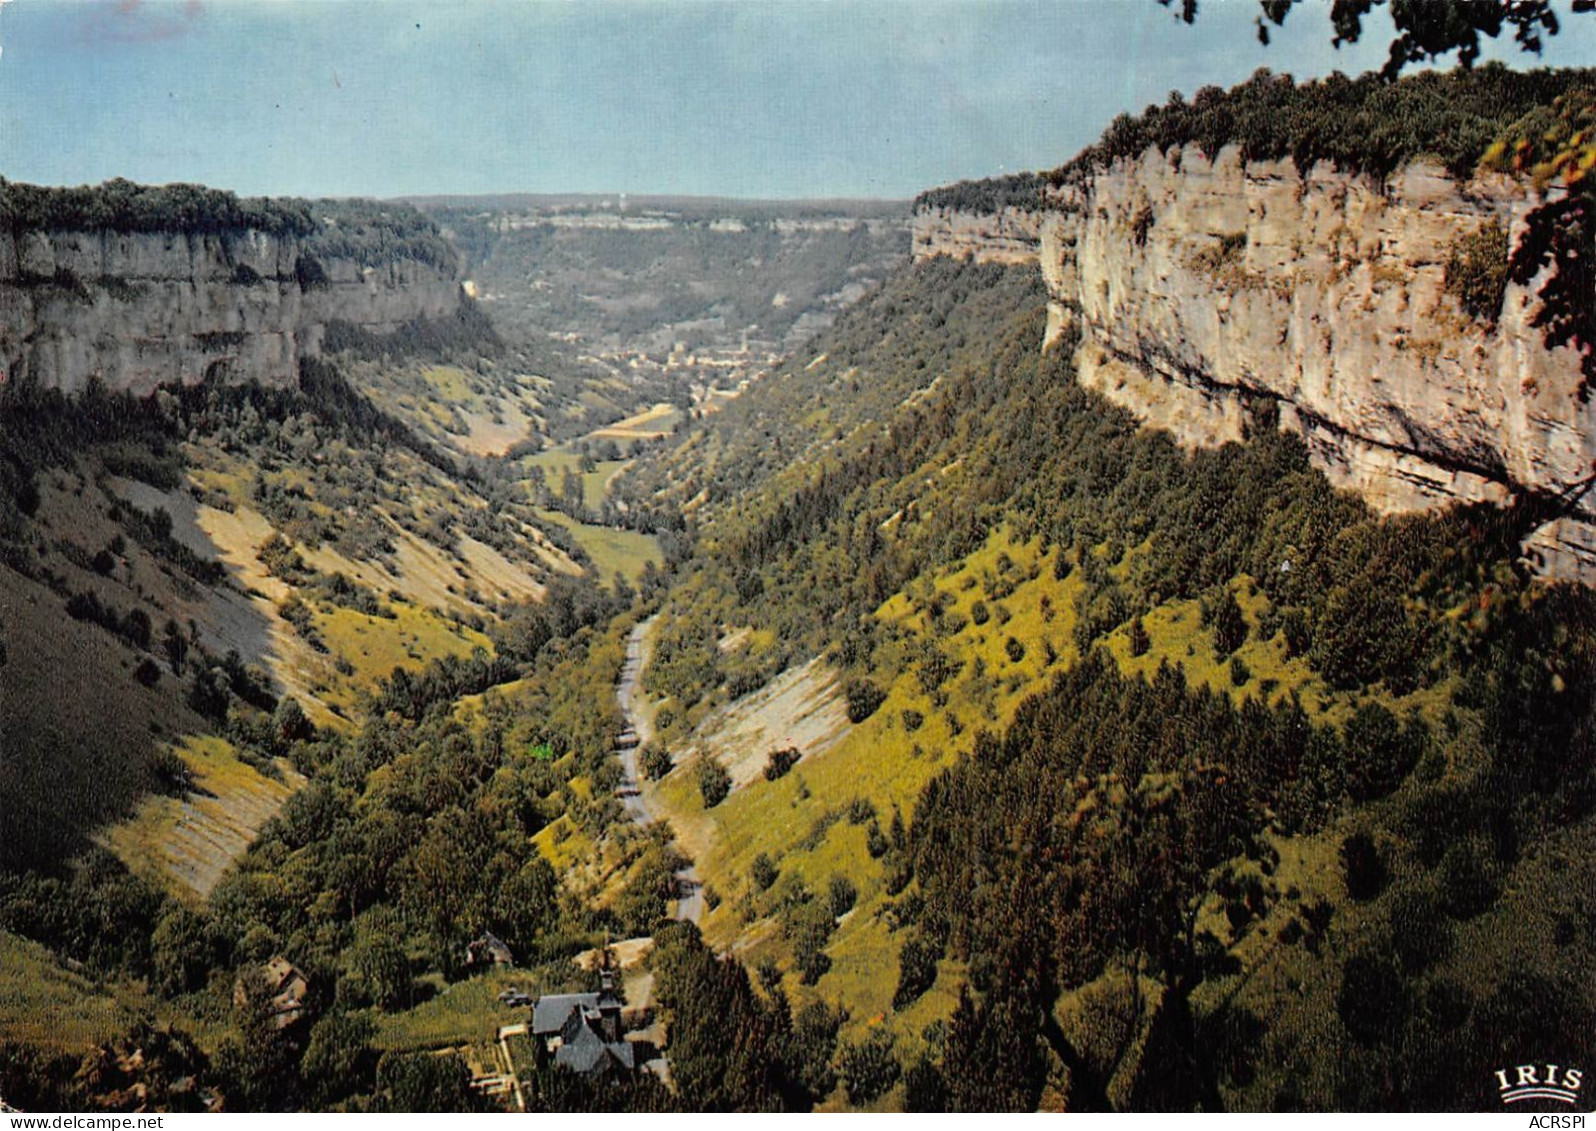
xmin=394 ymin=191 xmax=909 ymax=214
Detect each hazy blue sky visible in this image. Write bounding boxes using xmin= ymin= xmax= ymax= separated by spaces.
xmin=3 ymin=0 xmax=1595 ymax=200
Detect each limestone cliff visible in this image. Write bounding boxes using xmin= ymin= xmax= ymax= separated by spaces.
xmin=912 ymin=146 xmax=1596 ymax=584
xmin=910 ymin=205 xmax=1046 ymax=266
xmin=0 ymin=226 xmax=463 ymax=396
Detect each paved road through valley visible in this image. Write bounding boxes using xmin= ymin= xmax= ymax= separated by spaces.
xmin=615 ymin=618 xmax=703 ymax=924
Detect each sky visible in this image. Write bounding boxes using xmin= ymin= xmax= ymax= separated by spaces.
xmin=2 ymin=0 xmax=1596 ymax=201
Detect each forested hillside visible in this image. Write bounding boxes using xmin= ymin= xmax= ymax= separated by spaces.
xmin=612 ymin=252 xmax=1596 ymax=1110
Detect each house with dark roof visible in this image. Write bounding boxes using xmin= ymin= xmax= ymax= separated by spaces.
xmin=529 ymin=970 xmax=635 ymax=1078
xmin=233 ymin=954 xmax=311 ymax=1030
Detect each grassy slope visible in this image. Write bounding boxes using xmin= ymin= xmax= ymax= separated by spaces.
xmin=0 ymin=932 xmax=140 ymax=1052
xmin=640 ymin=526 xmax=1426 ymax=1049
xmin=101 ymin=735 xmax=301 ymax=903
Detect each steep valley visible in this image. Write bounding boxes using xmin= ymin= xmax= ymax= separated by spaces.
xmin=3 ymin=64 xmax=1596 ymax=1115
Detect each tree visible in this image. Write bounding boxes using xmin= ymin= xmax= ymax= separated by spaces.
xmin=1128 ymin=615 xmax=1151 ymax=657
xmin=750 ymin=852 xmax=778 ymax=892
xmin=215 ymin=967 xmax=299 ymax=1110
xmin=401 ymin=804 xmax=498 ymax=949
xmin=893 ymin=935 xmax=941 ymax=1010
xmin=784 ymin=1001 xmax=842 ymax=1106
xmin=121 ymin=607 xmax=153 ymax=650
xmin=828 ymin=874 xmax=858 ymax=919
xmin=641 ymin=741 xmax=673 ymax=780
xmin=697 ymin=756 xmax=731 ymax=808
xmin=1207 ymin=590 xmax=1247 ymax=657
xmin=301 ymin=1010 xmax=376 ymax=1109
xmin=273 ymin=696 xmax=314 ymax=750
xmin=651 ymin=921 xmax=789 ymax=1111
xmin=1337 ymin=952 xmax=1408 ymax=1047
xmin=904 ymin=1054 xmax=949 ymax=1112
xmin=150 ymin=905 xmax=223 ymax=996
xmin=1164 ymin=0 xmax=1582 ymax=79
xmin=348 ymin=929 xmax=411 ymax=1011
xmin=942 ymin=983 xmax=1046 ymax=1112
xmin=836 ymin=1030 xmax=902 ymax=1106
xmin=372 ymin=1050 xmax=488 ymax=1112
xmin=1343 ymin=702 xmax=1421 ymax=801
xmin=1339 ymin=831 xmax=1388 ymax=901
xmin=162 ymin=618 xmax=189 ymax=673
xmin=842 ymin=678 xmax=886 ymax=723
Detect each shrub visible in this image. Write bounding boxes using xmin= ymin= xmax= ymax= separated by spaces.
xmin=1206 ymin=590 xmax=1247 ymax=657
xmin=1344 ymin=703 xmax=1422 ymax=801
xmin=893 ymin=935 xmax=941 ymax=1010
xmin=295 ymin=255 xmax=330 ymax=291
xmin=750 ymin=852 xmax=778 ymax=892
xmin=641 ymin=742 xmax=673 ymax=781
xmin=696 ymin=756 xmax=731 ymax=808
xmin=1337 ymin=953 xmax=1407 ymax=1047
xmin=828 ymin=875 xmax=857 ymax=919
xmin=843 ymin=678 xmax=886 ymax=724
xmin=121 ymin=607 xmax=153 ymax=650
xmin=1444 ymin=218 xmax=1511 ymax=325
xmin=1340 ymin=832 xmax=1388 ymax=901
xmin=1438 ymin=837 xmax=1500 ymax=920
xmin=1229 ymin=655 xmax=1251 ymax=687
xmin=1128 ymin=615 xmax=1151 ymax=657
xmin=764 ymin=746 xmax=801 ymax=781
xmin=187 ymin=664 xmax=231 ymax=721
xmin=837 ymin=1031 xmax=902 ymax=1106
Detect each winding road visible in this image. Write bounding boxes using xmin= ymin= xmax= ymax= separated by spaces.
xmin=615 ymin=618 xmax=704 ymax=924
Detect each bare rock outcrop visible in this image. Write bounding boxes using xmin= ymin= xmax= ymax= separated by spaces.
xmin=913 ymin=145 xmax=1596 ymax=583
xmin=0 ymin=227 xmax=463 ymax=396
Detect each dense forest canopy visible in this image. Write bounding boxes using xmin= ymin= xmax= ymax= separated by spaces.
xmin=0 ymin=178 xmax=455 ymax=270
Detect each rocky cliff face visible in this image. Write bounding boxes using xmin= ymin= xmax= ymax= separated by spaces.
xmin=0 ymin=227 xmax=463 ymax=397
xmin=912 ymin=146 xmax=1596 ymax=584
xmin=910 ymin=205 xmax=1046 ymax=266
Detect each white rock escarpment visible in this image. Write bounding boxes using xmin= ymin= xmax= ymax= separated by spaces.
xmin=0 ymin=227 xmax=463 ymax=397
xmin=911 ymin=145 xmax=1596 ymax=584
xmin=910 ymin=205 xmax=1048 ymax=266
